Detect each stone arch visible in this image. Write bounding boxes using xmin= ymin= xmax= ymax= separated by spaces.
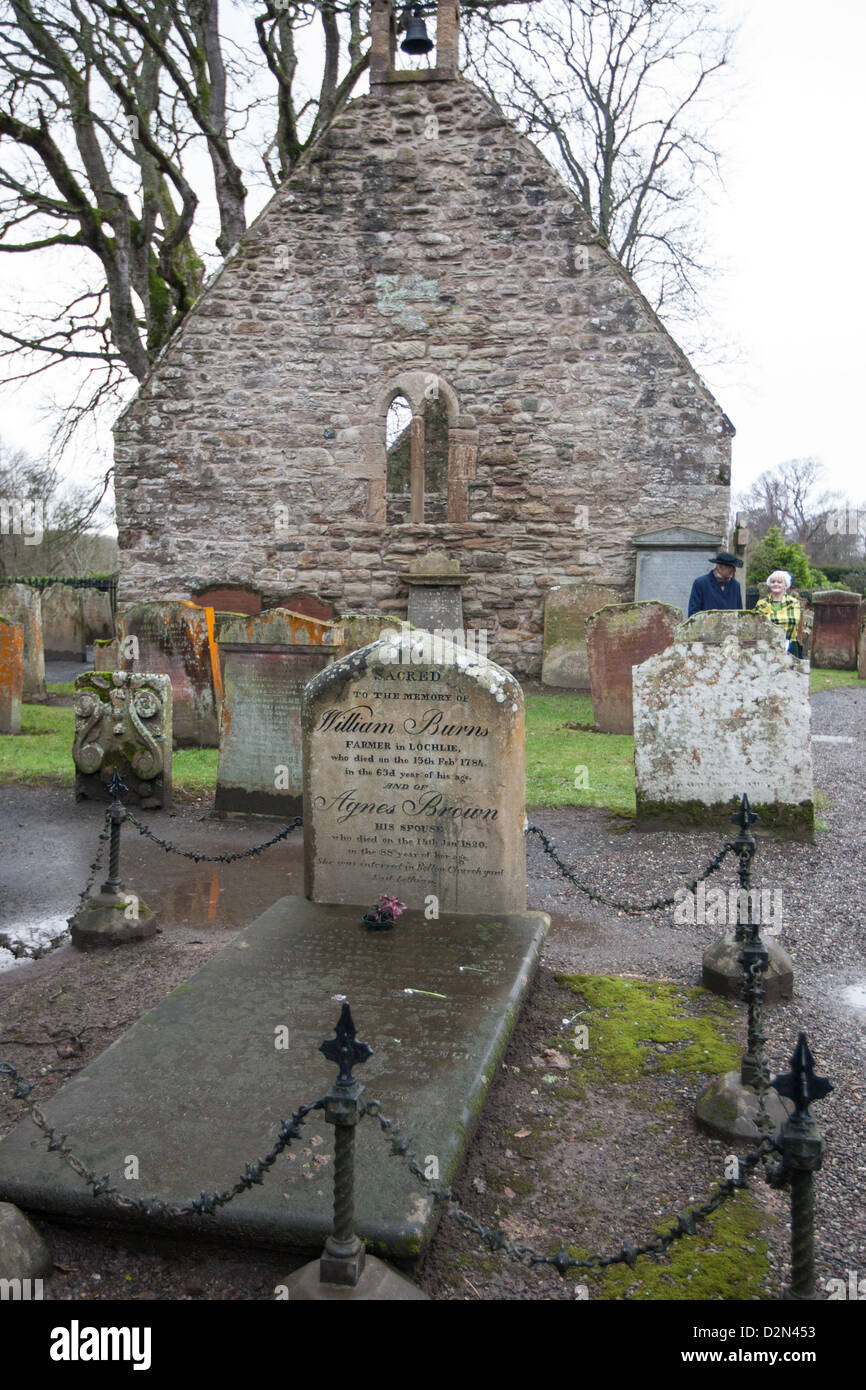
xmin=370 ymin=372 xmax=476 ymax=524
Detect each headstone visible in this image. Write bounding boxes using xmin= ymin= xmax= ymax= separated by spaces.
xmin=41 ymin=584 xmax=86 ymax=661
xmin=405 ymin=551 xmax=467 ymax=633
xmin=266 ymin=591 xmax=334 ymax=623
xmin=541 ymin=582 xmax=619 ymax=689
xmin=632 ymin=526 xmax=723 ymax=615
xmin=335 ymin=614 xmax=401 ymax=663
xmin=118 ymin=601 xmax=222 ymax=746
xmin=215 ymin=609 xmax=343 ymax=815
xmin=80 ymin=587 xmax=114 ymax=643
xmin=0 ymin=584 xmax=46 ymax=699
xmin=859 ymin=610 xmax=866 ymax=680
xmin=93 ymin=638 xmax=119 ymax=672
xmin=633 ymin=611 xmax=813 ymax=837
xmin=0 ymin=618 xmax=24 ymax=734
xmin=586 ymin=601 xmax=682 ymax=734
xmin=810 ymin=589 xmax=861 ymax=669
xmin=73 ymin=670 xmax=172 ymax=808
xmin=303 ymin=628 xmax=526 ymax=913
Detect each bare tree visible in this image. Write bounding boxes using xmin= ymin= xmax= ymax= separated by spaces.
xmin=736 ymin=457 xmax=865 ymax=565
xmin=462 ymin=0 xmax=736 ymax=328
xmin=0 ymin=435 xmax=114 ymax=575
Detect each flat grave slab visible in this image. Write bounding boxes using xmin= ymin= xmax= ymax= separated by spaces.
xmin=0 ymin=896 xmax=548 ymax=1261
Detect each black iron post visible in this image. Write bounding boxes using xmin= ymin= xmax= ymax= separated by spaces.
xmin=102 ymin=770 xmax=128 ymax=899
xmin=318 ymin=1002 xmax=373 ymax=1286
xmin=771 ymin=1033 xmax=832 ymax=1300
xmin=732 ymin=797 xmax=772 ymax=1110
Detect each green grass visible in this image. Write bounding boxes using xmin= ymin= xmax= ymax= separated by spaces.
xmin=46 ymin=680 xmax=76 ymax=697
xmin=524 ymin=694 xmax=635 ymax=812
xmin=810 ymin=667 xmax=860 ymax=690
xmin=172 ymin=748 xmax=219 ymax=796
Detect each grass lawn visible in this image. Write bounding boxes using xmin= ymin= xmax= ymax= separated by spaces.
xmin=1 ymin=670 xmax=858 ymax=808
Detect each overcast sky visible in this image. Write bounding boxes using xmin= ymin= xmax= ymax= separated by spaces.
xmin=1 ymin=0 xmax=863 ymax=515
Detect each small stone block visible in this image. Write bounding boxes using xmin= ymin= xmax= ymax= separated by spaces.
xmin=701 ymin=935 xmax=795 ymax=1003
xmin=695 ymin=1071 xmax=793 ymax=1143
xmin=70 ymin=894 xmax=158 ymax=950
xmin=0 ymin=1202 xmax=52 ymax=1280
xmin=284 ymin=1253 xmax=428 ymax=1301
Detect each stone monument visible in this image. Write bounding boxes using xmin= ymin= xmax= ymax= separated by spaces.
xmin=586 ymin=600 xmax=682 ymax=734
xmin=633 ymin=610 xmax=813 ymax=837
xmin=404 ymin=551 xmax=468 ymax=634
xmin=0 ymin=583 xmax=45 ymax=700
xmin=0 ymin=618 xmax=23 ymax=734
xmin=216 ymin=608 xmax=343 ymax=815
xmin=632 ymin=527 xmax=723 ymax=615
xmin=541 ymin=582 xmax=619 ymax=689
xmin=73 ymin=670 xmax=172 ymax=808
xmin=118 ymin=600 xmax=222 ymax=746
xmin=41 ymin=584 xmax=86 ymax=661
xmin=303 ymin=628 xmax=526 ymax=913
xmin=810 ymin=589 xmax=861 ymax=669
xmin=80 ymin=587 xmax=114 ymax=643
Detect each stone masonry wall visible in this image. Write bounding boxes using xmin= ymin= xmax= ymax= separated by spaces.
xmin=114 ymin=76 xmax=733 ymax=677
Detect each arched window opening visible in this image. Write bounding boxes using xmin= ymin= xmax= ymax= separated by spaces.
xmin=423 ymin=392 xmax=449 ymax=522
xmin=386 ymin=395 xmax=413 ymax=523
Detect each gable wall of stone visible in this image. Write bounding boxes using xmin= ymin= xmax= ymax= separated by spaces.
xmin=114 ymin=77 xmax=732 ymax=676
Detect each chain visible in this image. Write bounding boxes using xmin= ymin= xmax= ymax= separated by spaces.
xmin=527 ymin=824 xmax=735 ymax=916
xmin=362 ymin=1099 xmax=777 ymax=1276
xmin=0 ymin=812 xmax=112 ymax=962
xmin=0 ymin=1062 xmax=325 ymax=1219
xmin=124 ymin=812 xmax=302 ymax=864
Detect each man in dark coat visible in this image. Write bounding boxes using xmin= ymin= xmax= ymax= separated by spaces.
xmin=687 ymin=551 xmax=744 ymax=617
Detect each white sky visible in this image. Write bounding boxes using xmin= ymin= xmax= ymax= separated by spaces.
xmin=1 ymin=0 xmax=864 ymax=514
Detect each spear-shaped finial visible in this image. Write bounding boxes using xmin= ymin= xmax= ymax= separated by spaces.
xmin=771 ymin=1032 xmax=833 ymax=1117
xmin=319 ymin=1002 xmax=373 ymax=1086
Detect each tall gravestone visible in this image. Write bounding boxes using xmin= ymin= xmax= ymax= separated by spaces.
xmin=0 ymin=584 xmax=45 ymax=700
xmin=811 ymin=589 xmax=860 ymax=669
xmin=586 ymin=600 xmax=682 ymax=734
xmin=633 ymin=611 xmax=813 ymax=837
xmin=859 ymin=609 xmax=866 ymax=680
xmin=73 ymin=670 xmax=172 ymax=808
xmin=118 ymin=601 xmax=222 ymax=746
xmin=42 ymin=585 xmax=86 ymax=661
xmin=303 ymin=629 xmax=526 ymax=913
xmin=216 ymin=609 xmax=342 ymax=815
xmin=542 ymin=582 xmax=619 ymax=689
xmin=0 ymin=618 xmax=24 ymax=734
xmin=405 ymin=551 xmax=467 ymax=633
xmin=80 ymin=587 xmax=114 ymax=643
xmin=632 ymin=527 xmax=723 ymax=614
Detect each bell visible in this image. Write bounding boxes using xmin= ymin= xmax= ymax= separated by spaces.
xmin=401 ymin=5 xmax=434 ymax=55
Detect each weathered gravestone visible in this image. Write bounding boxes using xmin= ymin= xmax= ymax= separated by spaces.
xmin=216 ymin=609 xmax=343 ymax=815
xmin=633 ymin=610 xmax=813 ymax=837
xmin=0 ymin=584 xmax=45 ymax=700
xmin=73 ymin=670 xmax=172 ymax=808
xmin=811 ymin=589 xmax=861 ymax=669
xmin=632 ymin=527 xmax=723 ymax=614
xmin=860 ymin=610 xmax=866 ymax=680
xmin=41 ymin=584 xmax=86 ymax=661
xmin=80 ymin=587 xmax=114 ymax=643
xmin=304 ymin=628 xmax=526 ymax=913
xmin=93 ymin=638 xmax=119 ymax=672
xmin=118 ymin=601 xmax=222 ymax=746
xmin=405 ymin=551 xmax=467 ymax=633
xmin=335 ymin=614 xmax=401 ymax=663
xmin=541 ymin=582 xmax=619 ymax=689
xmin=586 ymin=600 xmax=681 ymax=734
xmin=0 ymin=618 xmax=24 ymax=734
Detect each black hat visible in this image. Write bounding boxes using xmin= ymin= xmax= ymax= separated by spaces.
xmin=710 ymin=551 xmax=743 ymax=568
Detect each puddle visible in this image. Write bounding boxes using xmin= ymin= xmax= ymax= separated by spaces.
xmin=842 ymin=983 xmax=866 ymax=1010
xmin=0 ymin=915 xmax=70 ymax=972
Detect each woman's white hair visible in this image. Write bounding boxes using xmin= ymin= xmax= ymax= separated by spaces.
xmin=766 ymin=570 xmax=794 ymax=589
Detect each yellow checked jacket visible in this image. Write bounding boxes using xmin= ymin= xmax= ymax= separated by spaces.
xmin=754 ymin=595 xmax=801 ymax=643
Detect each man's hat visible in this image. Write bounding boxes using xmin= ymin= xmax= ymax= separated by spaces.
xmin=710 ymin=551 xmax=743 ymax=568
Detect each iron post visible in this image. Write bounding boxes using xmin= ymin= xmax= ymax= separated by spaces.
xmin=317 ymin=1002 xmax=373 ymax=1286
xmin=771 ymin=1033 xmax=832 ymax=1299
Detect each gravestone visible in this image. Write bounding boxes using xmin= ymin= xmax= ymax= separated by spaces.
xmin=335 ymin=614 xmax=401 ymax=662
xmin=93 ymin=638 xmax=119 ymax=672
xmin=632 ymin=527 xmax=723 ymax=614
xmin=73 ymin=671 xmax=172 ymax=808
xmin=41 ymin=585 xmax=86 ymax=661
xmin=586 ymin=600 xmax=681 ymax=734
xmin=811 ymin=589 xmax=861 ymax=669
xmin=633 ymin=610 xmax=813 ymax=837
xmin=859 ymin=610 xmax=866 ymax=680
xmin=80 ymin=587 xmax=114 ymax=643
xmin=0 ymin=584 xmax=46 ymax=700
xmin=118 ymin=601 xmax=222 ymax=746
xmin=216 ymin=609 xmax=343 ymax=815
xmin=303 ymin=628 xmax=526 ymax=913
xmin=542 ymin=582 xmax=619 ymax=689
xmin=405 ymin=551 xmax=467 ymax=633
xmin=0 ymin=618 xmax=23 ymax=734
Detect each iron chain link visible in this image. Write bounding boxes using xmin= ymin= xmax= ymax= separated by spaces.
xmin=124 ymin=812 xmax=302 ymax=864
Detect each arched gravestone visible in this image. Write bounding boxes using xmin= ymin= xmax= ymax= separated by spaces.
xmin=303 ymin=629 xmax=526 ymax=913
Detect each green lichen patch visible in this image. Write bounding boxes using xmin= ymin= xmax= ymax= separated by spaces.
xmin=554 ymin=974 xmax=740 ymax=1080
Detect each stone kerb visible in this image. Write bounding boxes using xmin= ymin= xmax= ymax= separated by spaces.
xmin=633 ymin=611 xmax=813 ymax=837
xmin=0 ymin=617 xmax=24 ymax=734
xmin=303 ymin=628 xmax=526 ymax=914
xmin=215 ymin=609 xmax=343 ymax=816
xmin=586 ymin=600 xmax=682 ymax=734
xmin=0 ymin=584 xmax=46 ymax=700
